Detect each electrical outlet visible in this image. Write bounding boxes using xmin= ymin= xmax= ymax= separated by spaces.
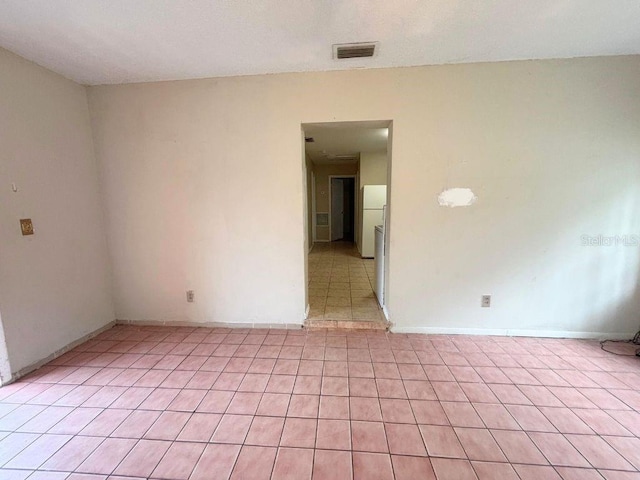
xmin=186 ymin=290 xmax=195 ymax=303
xmin=481 ymin=295 xmax=491 ymax=307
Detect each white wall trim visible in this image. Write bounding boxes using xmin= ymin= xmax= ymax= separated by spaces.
xmin=390 ymin=325 xmax=637 ymax=340
xmin=4 ymin=320 xmax=117 ymax=386
xmin=116 ymin=319 xmax=304 ymax=330
xmin=0 ymin=311 xmax=12 ymax=385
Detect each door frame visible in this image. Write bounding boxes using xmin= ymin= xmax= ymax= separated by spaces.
xmin=311 ymin=171 xmax=316 ymax=247
xmin=301 ymin=120 xmax=393 ymax=324
xmin=328 ymin=174 xmax=357 ymax=243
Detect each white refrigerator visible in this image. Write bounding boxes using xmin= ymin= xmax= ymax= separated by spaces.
xmin=361 ymin=185 xmax=387 ymax=258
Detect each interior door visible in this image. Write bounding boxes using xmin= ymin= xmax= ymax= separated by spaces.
xmin=331 ymin=178 xmax=344 ymax=241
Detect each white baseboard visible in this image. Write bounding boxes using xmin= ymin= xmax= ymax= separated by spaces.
xmin=5 ymin=320 xmax=117 ymax=386
xmin=390 ymin=325 xmax=637 ymax=340
xmin=116 ymin=319 xmax=304 ymax=330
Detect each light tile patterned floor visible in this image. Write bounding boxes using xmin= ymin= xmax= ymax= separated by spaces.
xmin=308 ymin=242 xmax=385 ymax=324
xmin=0 ymin=325 xmax=640 ymax=479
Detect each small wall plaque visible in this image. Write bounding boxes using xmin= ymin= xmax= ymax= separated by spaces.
xmin=20 ymin=219 xmax=34 ymax=236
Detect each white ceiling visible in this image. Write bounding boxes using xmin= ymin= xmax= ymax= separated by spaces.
xmin=0 ymin=1 xmax=639 ymax=85
xmin=304 ymin=122 xmax=388 ymax=164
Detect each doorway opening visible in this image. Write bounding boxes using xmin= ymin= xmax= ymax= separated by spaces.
xmin=301 ymin=120 xmax=392 ymax=329
xmin=330 ymin=176 xmax=356 ymax=242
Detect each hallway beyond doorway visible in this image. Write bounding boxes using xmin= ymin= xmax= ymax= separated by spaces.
xmin=307 ymin=242 xmax=387 ymax=329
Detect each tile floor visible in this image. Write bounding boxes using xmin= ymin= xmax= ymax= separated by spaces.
xmin=307 ymin=242 xmax=386 ymax=327
xmin=1 ymin=325 xmax=640 ymax=479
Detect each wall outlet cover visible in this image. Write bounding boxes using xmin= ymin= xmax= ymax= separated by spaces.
xmin=481 ymin=295 xmax=491 ymax=307
xmin=20 ymin=219 xmax=34 ymax=236
xmin=186 ymin=290 xmax=195 ymax=302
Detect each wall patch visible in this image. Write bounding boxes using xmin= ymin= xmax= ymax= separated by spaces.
xmin=437 ymin=188 xmax=477 ymax=208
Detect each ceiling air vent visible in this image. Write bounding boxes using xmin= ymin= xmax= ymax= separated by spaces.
xmin=305 ymin=137 xmax=315 ymax=143
xmin=333 ymin=42 xmax=378 ymax=60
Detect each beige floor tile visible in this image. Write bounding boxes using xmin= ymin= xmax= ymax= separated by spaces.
xmin=307 ymin=242 xmax=385 ymax=327
xmin=326 ymin=297 xmax=351 ymax=307
xmin=352 ymin=299 xmax=378 ymax=309
xmin=327 ymin=288 xmax=351 ymax=298
xmin=309 ymin=300 xmax=326 ymax=310
xmin=351 ymin=289 xmax=374 ymax=299
xmin=349 ymin=274 xmax=368 ymax=280
xmin=352 ymin=311 xmax=382 ymax=321
xmin=324 ymin=307 xmax=352 ymax=320
xmin=307 ymin=309 xmax=325 ymax=320
xmin=309 ymin=294 xmax=327 ymax=301
xmin=352 ymin=306 xmax=381 ymax=315
xmin=311 ymin=273 xmax=330 ymax=280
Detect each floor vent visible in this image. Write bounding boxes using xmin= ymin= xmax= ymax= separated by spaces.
xmin=333 ymin=42 xmax=377 ymax=59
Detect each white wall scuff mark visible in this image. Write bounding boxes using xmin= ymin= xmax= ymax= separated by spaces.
xmin=438 ymin=188 xmax=478 ymax=207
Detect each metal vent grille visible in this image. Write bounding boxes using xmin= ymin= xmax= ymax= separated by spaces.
xmin=316 ymin=213 xmax=329 ymax=226
xmin=333 ymin=42 xmax=377 ymax=59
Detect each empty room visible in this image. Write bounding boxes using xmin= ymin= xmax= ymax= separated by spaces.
xmin=1 ymin=1 xmax=640 ymax=479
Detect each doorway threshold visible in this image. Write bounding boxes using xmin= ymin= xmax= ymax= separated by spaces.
xmin=305 ymin=319 xmax=390 ymax=331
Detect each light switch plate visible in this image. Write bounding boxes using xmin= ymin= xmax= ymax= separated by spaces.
xmin=20 ymin=218 xmax=34 ymax=236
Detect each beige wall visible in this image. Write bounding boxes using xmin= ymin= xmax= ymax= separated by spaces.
xmin=360 ymin=151 xmax=388 ymax=186
xmin=0 ymin=48 xmax=114 ymax=377
xmin=88 ymin=55 xmax=640 ymax=336
xmin=312 ymin=163 xmax=359 ymax=242
xmin=357 ymin=151 xmax=388 ymax=251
